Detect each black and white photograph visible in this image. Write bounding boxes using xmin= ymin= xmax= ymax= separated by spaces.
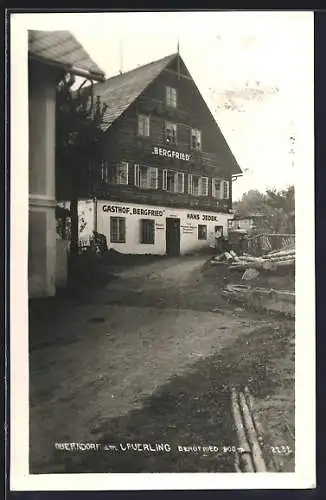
xmin=10 ymin=10 xmax=315 ymax=491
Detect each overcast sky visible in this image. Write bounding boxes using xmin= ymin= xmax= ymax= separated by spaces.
xmin=21 ymin=10 xmax=313 ymax=200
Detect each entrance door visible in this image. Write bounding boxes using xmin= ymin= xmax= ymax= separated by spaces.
xmin=215 ymin=225 xmax=224 ymax=236
xmin=166 ymin=218 xmax=180 ymax=256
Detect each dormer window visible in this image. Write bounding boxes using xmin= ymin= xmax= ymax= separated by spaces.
xmin=191 ymin=128 xmax=202 ymax=151
xmin=166 ymin=86 xmax=177 ymax=108
xmin=165 ymin=121 xmax=177 ymax=144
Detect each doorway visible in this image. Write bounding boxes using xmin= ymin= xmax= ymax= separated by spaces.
xmin=215 ymin=225 xmax=224 ymax=236
xmin=166 ymin=218 xmax=180 ymax=256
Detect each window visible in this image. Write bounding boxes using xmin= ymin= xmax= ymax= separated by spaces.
xmin=134 ymin=164 xmax=158 ymax=189
xmin=212 ymin=178 xmax=222 ymax=199
xmin=165 ymin=121 xmax=177 ymax=144
xmin=110 ymin=217 xmax=126 ymax=243
xmin=100 ymin=161 xmax=109 ymax=183
xmin=188 ymin=175 xmax=208 ymax=196
xmin=162 ymin=170 xmax=185 ymax=193
xmin=198 ymin=225 xmax=207 ymax=240
xmin=113 ymin=162 xmax=129 ymax=185
xmin=166 ymin=86 xmax=177 ymax=108
xmin=201 ymin=177 xmax=209 ymax=196
xmin=188 ymin=175 xmax=200 ymax=196
xmin=100 ymin=162 xmax=128 ymax=185
xmin=140 ymin=219 xmax=155 ymax=244
xmin=138 ymin=114 xmax=150 ymax=137
xmin=191 ymin=128 xmax=202 ymax=150
xmin=212 ymin=179 xmax=229 ymax=199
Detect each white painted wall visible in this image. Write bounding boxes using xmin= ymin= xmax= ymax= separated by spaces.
xmin=28 ymin=64 xmax=58 ymax=298
xmin=62 ymin=199 xmax=233 ymax=255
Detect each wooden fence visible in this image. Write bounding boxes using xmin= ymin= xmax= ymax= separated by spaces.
xmin=245 ymin=233 xmax=295 ymax=256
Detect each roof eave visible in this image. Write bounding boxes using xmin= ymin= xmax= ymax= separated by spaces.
xmin=28 ymin=53 xmax=105 ymax=82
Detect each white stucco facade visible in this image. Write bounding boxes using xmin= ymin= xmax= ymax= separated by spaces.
xmin=28 ymin=63 xmax=58 ymax=298
xmin=60 ymin=199 xmax=234 ymax=255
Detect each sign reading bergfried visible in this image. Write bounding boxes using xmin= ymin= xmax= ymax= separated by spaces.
xmin=152 ymin=146 xmax=191 ymax=161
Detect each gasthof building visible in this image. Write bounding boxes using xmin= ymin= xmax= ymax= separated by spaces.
xmin=57 ymin=52 xmax=242 ymax=256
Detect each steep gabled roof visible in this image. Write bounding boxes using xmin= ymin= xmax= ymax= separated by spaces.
xmin=94 ymin=52 xmax=242 ymax=175
xmin=94 ymin=53 xmax=177 ymax=129
xmin=28 ymin=30 xmax=105 ymax=82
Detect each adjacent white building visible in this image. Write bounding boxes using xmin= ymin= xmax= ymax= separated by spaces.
xmin=28 ymin=30 xmax=105 ymax=298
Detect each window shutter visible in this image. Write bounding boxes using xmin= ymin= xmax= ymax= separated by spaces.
xmin=173 ymin=88 xmax=177 ymax=107
xmin=188 ymin=174 xmax=193 ymax=195
xmin=137 ymin=115 xmax=142 ymax=136
xmin=202 ymin=177 xmax=208 ymax=196
xmin=149 ymin=167 xmax=158 ymax=189
xmin=221 ymin=180 xmax=229 ymax=199
xmin=162 ymin=169 xmax=167 ymax=191
xmin=134 ymin=164 xmax=140 ymax=187
xmin=166 ymin=86 xmax=170 ymax=106
xmin=198 ymin=177 xmax=203 ymax=196
xmin=212 ymin=178 xmax=216 ymax=198
xmin=177 ymin=173 xmax=184 ymax=193
xmin=224 ymin=180 xmax=230 ymax=199
xmin=119 ymin=162 xmax=128 ymax=185
xmin=145 ymin=116 xmax=150 ymax=136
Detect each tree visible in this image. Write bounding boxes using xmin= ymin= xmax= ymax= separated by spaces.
xmin=234 ymin=185 xmax=295 ymax=234
xmin=55 ymin=74 xmax=107 ymax=266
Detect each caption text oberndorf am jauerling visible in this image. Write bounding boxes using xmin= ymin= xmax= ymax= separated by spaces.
xmin=54 ymin=442 xmax=245 ymax=454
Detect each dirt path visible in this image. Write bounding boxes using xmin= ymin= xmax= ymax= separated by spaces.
xmin=29 ymin=256 xmax=294 ymax=473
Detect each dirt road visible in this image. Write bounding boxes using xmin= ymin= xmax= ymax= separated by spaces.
xmin=29 ymin=256 xmax=294 ymax=473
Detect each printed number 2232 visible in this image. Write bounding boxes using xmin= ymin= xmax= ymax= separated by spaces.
xmin=271 ymin=445 xmax=293 ymax=455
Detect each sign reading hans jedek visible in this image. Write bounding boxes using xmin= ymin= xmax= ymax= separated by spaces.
xmin=152 ymin=146 xmax=191 ymax=161
xmin=187 ymin=212 xmax=220 ymax=222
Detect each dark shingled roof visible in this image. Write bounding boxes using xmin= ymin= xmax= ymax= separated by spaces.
xmin=93 ymin=52 xmax=242 ymax=175
xmin=94 ymin=53 xmax=177 ymax=129
xmin=28 ymin=30 xmax=105 ymax=82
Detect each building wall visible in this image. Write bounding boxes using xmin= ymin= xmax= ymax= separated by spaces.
xmin=231 ymin=218 xmax=254 ymax=230
xmin=60 ymin=199 xmax=233 ymax=255
xmin=28 ymin=61 xmax=59 ymax=298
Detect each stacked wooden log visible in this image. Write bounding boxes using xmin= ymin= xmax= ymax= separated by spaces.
xmin=231 ymin=387 xmax=269 ymax=472
xmin=229 ymin=248 xmax=295 ymax=272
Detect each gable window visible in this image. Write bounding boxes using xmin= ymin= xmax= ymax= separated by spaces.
xmin=134 ymin=164 xmax=158 ymax=190
xmin=165 ymin=121 xmax=177 ymax=144
xmin=110 ymin=217 xmax=126 ymax=243
xmin=140 ymin=219 xmax=155 ymax=244
xmin=138 ymin=114 xmax=150 ymax=137
xmin=198 ymin=225 xmax=207 ymax=240
xmin=188 ymin=175 xmax=209 ymax=196
xmin=162 ymin=170 xmax=185 ymax=193
xmin=191 ymin=128 xmax=202 ymax=151
xmin=166 ymin=86 xmax=177 ymax=108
